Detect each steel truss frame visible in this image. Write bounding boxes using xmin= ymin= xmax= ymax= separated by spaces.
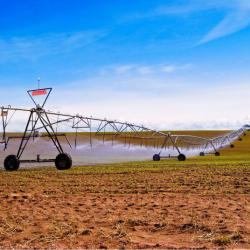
xmin=0 ymin=87 xmax=249 ymax=170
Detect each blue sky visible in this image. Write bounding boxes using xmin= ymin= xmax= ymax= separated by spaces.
xmin=1 ymin=0 xmax=250 ymax=130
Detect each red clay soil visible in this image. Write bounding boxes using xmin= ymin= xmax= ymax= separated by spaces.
xmin=0 ymin=192 xmax=249 ymax=249
xmin=0 ymin=165 xmax=249 ymax=249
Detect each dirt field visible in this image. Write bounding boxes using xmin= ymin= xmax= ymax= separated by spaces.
xmin=0 ymin=130 xmax=249 ymax=249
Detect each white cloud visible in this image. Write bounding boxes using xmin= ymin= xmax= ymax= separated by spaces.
xmin=174 ymin=0 xmax=250 ymax=45
xmin=161 ymin=65 xmax=176 ymax=73
xmin=0 ymin=30 xmax=108 ymax=62
xmin=198 ymin=10 xmax=250 ymax=45
xmin=155 ymin=0 xmax=235 ymax=16
xmin=134 ymin=0 xmax=250 ymax=45
xmin=114 ymin=65 xmax=134 ymax=74
xmin=136 ymin=66 xmax=153 ymax=74
xmin=104 ymin=63 xmax=192 ymax=76
xmin=179 ymin=64 xmax=193 ymax=70
xmin=188 ymin=0 xmax=250 ymax=45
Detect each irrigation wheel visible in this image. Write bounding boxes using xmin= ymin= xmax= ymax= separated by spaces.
xmin=178 ymin=154 xmax=186 ymax=161
xmin=153 ymin=154 xmax=161 ymax=161
xmin=4 ymin=155 xmax=20 ymax=171
xmin=55 ymin=153 xmax=72 ymax=170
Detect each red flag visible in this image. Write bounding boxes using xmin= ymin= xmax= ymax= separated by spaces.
xmin=32 ymin=89 xmax=47 ymax=96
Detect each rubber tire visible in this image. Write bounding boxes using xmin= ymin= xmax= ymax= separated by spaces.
xmin=199 ymin=152 xmax=205 ymax=156
xmin=55 ymin=153 xmax=72 ymax=170
xmin=215 ymin=151 xmax=220 ymax=156
xmin=153 ymin=154 xmax=160 ymax=161
xmin=4 ymin=155 xmax=20 ymax=171
xmin=178 ymin=154 xmax=186 ymax=161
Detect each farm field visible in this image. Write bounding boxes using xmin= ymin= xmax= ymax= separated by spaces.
xmin=0 ymin=130 xmax=249 ymax=249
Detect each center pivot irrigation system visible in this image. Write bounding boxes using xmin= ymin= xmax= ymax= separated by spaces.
xmin=0 ymin=87 xmax=249 ymax=171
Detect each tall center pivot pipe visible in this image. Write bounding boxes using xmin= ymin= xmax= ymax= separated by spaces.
xmin=4 ymin=87 xmax=72 ymax=171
